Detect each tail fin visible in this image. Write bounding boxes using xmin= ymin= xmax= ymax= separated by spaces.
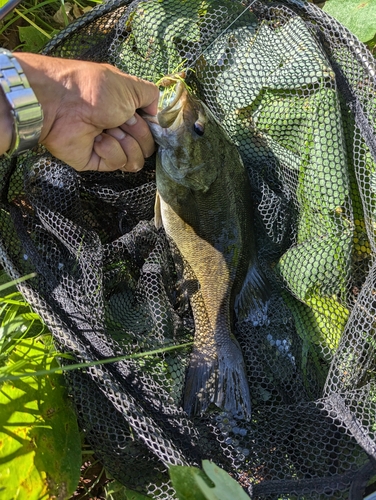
xmin=183 ymin=339 xmax=252 ymax=420
xmin=235 ymin=263 xmax=270 ymax=325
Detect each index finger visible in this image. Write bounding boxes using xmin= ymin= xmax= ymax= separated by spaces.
xmin=120 ymin=112 xmax=156 ymax=158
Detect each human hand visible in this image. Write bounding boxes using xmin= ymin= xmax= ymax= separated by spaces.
xmin=11 ymin=53 xmax=159 ymax=172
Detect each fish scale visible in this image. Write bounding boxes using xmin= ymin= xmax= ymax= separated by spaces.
xmin=146 ymin=81 xmax=269 ymax=419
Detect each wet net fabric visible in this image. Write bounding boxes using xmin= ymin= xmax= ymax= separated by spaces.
xmin=1 ymin=0 xmax=376 ymax=497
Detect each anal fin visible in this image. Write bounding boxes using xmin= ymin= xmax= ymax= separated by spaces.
xmin=154 ymin=190 xmax=163 ymax=229
xmin=235 ymin=263 xmax=270 ymax=325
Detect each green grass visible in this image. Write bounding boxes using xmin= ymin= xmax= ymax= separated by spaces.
xmin=0 ymin=271 xmax=44 ymax=367
xmin=0 ymin=0 xmax=103 ymax=52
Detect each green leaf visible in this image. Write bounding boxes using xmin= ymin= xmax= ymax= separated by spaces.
xmin=104 ymin=480 xmax=152 ymax=499
xmin=18 ymin=25 xmax=49 ymax=53
xmin=366 ymin=31 xmax=376 ymax=53
xmin=195 ymin=461 xmax=250 ymax=500
xmin=119 ymin=0 xmax=255 ymax=83
xmin=169 ymin=464 xmax=211 ymax=500
xmin=323 ymin=0 xmax=376 ymax=43
xmin=281 ymin=289 xmax=348 ymax=389
xmin=170 ymin=461 xmax=250 ymax=500
xmin=277 ymin=228 xmax=352 ymax=301
xmin=0 ymin=337 xmax=81 ymax=499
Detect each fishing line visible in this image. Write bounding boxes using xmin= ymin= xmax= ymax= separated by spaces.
xmin=189 ymin=0 xmax=258 ymax=69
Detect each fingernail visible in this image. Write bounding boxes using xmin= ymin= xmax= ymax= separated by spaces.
xmin=95 ymin=134 xmax=102 ymax=142
xmin=111 ymin=128 xmax=126 ymax=140
xmin=125 ymin=115 xmax=137 ymax=126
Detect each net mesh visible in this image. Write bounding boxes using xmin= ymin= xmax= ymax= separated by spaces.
xmin=1 ymin=0 xmax=376 ymax=497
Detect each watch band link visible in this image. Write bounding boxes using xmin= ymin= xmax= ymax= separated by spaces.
xmin=0 ymin=48 xmax=43 ymax=156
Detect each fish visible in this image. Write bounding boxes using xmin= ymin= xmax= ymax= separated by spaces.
xmin=146 ymin=80 xmax=269 ymax=419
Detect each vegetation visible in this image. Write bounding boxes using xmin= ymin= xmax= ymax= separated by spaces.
xmin=321 ymin=0 xmax=376 ymax=54
xmin=0 ymin=0 xmax=375 ymax=499
xmin=0 ymin=0 xmax=102 ymax=51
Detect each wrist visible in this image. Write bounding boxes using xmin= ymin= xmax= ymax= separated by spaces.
xmin=0 ymin=49 xmax=44 ymax=156
xmin=0 ymin=88 xmax=13 ymax=155
xmin=12 ymin=52 xmax=64 ymax=144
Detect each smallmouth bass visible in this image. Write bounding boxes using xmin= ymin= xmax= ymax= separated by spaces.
xmin=146 ymin=81 xmax=268 ymax=419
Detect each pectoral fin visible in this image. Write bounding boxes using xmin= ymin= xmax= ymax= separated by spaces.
xmin=154 ymin=190 xmax=163 ymax=229
xmin=235 ymin=263 xmax=270 ymax=325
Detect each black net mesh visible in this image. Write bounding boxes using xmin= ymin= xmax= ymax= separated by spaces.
xmin=1 ymin=0 xmax=376 ymax=497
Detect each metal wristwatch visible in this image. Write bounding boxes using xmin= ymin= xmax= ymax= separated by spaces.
xmin=0 ymin=48 xmax=43 ymax=156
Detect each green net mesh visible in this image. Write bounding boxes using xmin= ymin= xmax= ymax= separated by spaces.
xmin=1 ymin=0 xmax=376 ymax=497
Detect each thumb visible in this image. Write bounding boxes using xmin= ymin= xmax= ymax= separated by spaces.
xmin=130 ymin=78 xmax=159 ymax=116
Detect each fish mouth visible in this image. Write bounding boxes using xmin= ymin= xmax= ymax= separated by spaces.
xmin=142 ymin=82 xmax=187 ymax=124
xmin=143 ymin=114 xmax=172 ymax=146
xmin=157 ymin=81 xmax=189 ymax=131
xmin=143 ymin=89 xmax=189 ymax=147
xmin=143 ymin=113 xmax=159 ymax=125
xmin=159 ymin=81 xmax=185 ymax=109
xmin=144 ymin=80 xmax=201 ymax=136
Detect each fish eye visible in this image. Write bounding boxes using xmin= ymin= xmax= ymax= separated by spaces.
xmin=193 ymin=121 xmax=205 ymax=136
